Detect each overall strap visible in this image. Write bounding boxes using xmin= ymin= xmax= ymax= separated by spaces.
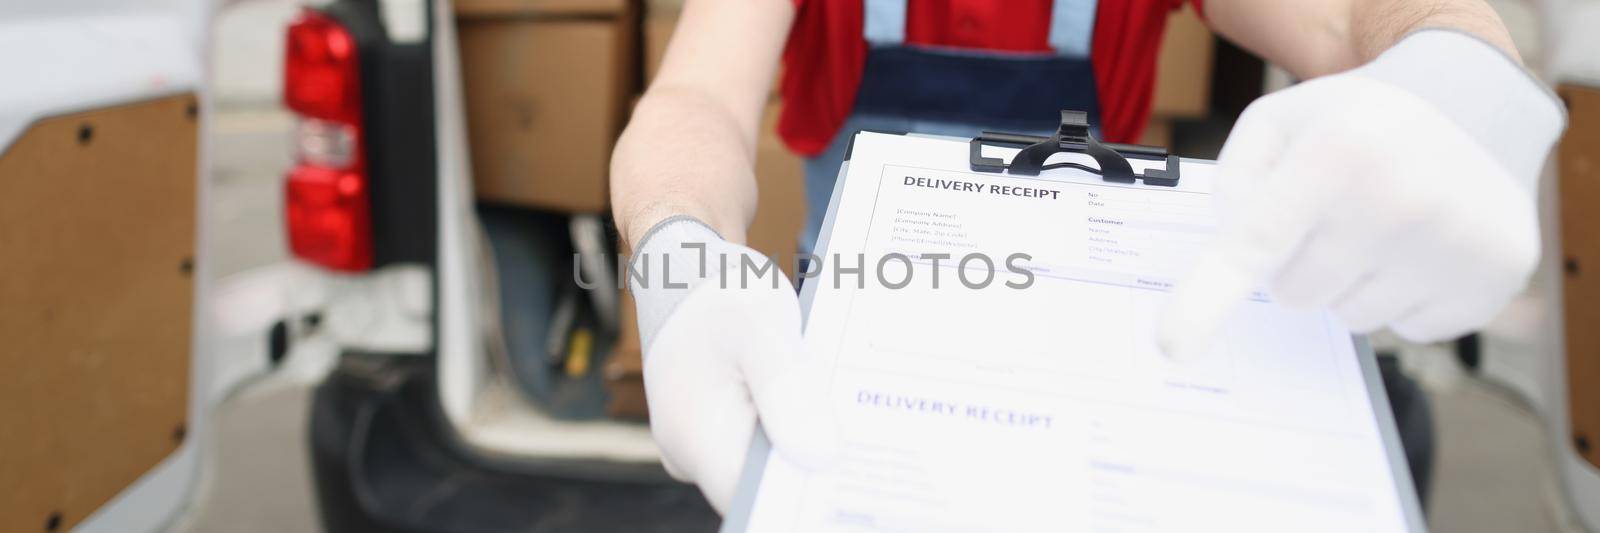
xmin=1048 ymin=0 xmax=1098 ymax=58
xmin=863 ymin=0 xmax=908 ymax=46
xmin=863 ymin=0 xmax=1099 ymax=57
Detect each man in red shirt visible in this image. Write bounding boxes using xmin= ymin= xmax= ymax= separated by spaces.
xmin=610 ymin=0 xmax=1564 ymax=513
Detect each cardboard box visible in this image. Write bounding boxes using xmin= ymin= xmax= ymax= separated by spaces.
xmin=1150 ymin=4 xmax=1214 ymax=119
xmin=605 ymin=288 xmax=649 ymax=419
xmin=455 ymin=0 xmax=628 ymax=18
xmin=642 ymin=0 xmax=683 ymax=83
xmin=457 ymin=8 xmax=636 ymax=213
xmin=1137 ymin=118 xmax=1173 ymax=149
xmin=642 ymin=9 xmax=676 ymax=85
xmin=605 ymin=101 xmax=806 ymax=419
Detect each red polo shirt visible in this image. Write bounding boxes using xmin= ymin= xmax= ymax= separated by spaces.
xmin=779 ymin=0 xmax=1202 ymax=156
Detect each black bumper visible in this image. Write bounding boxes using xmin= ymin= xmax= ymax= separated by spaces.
xmin=308 ymin=354 xmax=719 ymax=532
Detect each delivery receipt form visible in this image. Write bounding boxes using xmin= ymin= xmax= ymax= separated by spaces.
xmin=731 ymin=132 xmax=1419 ymax=532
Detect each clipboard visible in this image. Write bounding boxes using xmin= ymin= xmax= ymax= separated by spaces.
xmin=720 ymin=111 xmax=1428 ymax=532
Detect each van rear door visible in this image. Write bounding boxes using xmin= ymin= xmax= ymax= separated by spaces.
xmin=0 ymin=1 xmax=216 ymax=532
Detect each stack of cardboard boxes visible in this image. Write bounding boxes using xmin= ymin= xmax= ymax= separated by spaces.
xmin=454 ymin=0 xmax=1215 ymax=420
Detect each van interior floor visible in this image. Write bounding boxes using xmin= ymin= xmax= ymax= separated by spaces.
xmin=460 ymin=374 xmax=660 ymax=464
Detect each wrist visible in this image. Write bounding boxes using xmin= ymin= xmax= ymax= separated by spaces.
xmin=1350 ymin=29 xmax=1566 ymax=183
xmin=619 ymin=201 xmax=748 ymax=255
xmin=628 ymin=216 xmax=782 ymax=350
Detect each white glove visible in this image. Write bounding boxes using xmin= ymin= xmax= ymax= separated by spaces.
xmin=628 ymin=216 xmax=837 ymax=513
xmin=1159 ymin=30 xmax=1565 ymax=356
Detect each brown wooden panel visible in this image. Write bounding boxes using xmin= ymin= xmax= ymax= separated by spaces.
xmin=0 ymin=94 xmax=198 ymax=531
xmin=1559 ymin=84 xmax=1600 ymax=470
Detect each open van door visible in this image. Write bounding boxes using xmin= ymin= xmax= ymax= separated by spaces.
xmin=0 ymin=1 xmax=222 ymax=531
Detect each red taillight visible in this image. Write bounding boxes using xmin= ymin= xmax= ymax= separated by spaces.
xmin=284 ymin=9 xmax=371 ymax=271
xmin=284 ymin=10 xmax=361 ymax=123
xmin=286 ymin=165 xmax=372 ymax=270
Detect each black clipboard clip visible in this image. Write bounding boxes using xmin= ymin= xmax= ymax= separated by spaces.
xmin=970 ymin=110 xmax=1180 ymax=187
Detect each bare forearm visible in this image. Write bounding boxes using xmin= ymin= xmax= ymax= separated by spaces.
xmin=1206 ymin=0 xmax=1520 ymax=79
xmin=612 ymin=86 xmax=759 ymax=249
xmin=1347 ymin=0 xmax=1518 ymax=65
xmin=608 ymin=0 xmax=791 ymax=250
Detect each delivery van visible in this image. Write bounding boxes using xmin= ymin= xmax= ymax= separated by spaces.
xmin=4 ymin=0 xmax=1599 ymax=531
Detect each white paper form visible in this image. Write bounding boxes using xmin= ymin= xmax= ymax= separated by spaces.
xmin=732 ymin=132 xmax=1420 ymax=533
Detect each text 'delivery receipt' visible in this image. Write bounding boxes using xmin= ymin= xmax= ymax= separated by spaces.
xmin=732 ymin=132 xmax=1419 ymax=533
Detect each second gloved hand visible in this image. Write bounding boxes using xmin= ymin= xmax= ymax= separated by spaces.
xmin=1159 ymin=30 xmax=1565 ymax=356
xmin=629 ymin=216 xmax=837 ymax=514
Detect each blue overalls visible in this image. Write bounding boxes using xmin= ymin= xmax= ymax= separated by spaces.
xmin=799 ymin=0 xmax=1104 ymax=255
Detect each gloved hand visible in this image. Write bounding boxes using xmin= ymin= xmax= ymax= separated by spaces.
xmin=628 ymin=216 xmax=837 ymax=513
xmin=1159 ymin=30 xmax=1565 ymax=357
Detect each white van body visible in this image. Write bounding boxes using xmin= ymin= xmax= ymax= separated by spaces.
xmin=4 ymin=0 xmax=1595 ymax=530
